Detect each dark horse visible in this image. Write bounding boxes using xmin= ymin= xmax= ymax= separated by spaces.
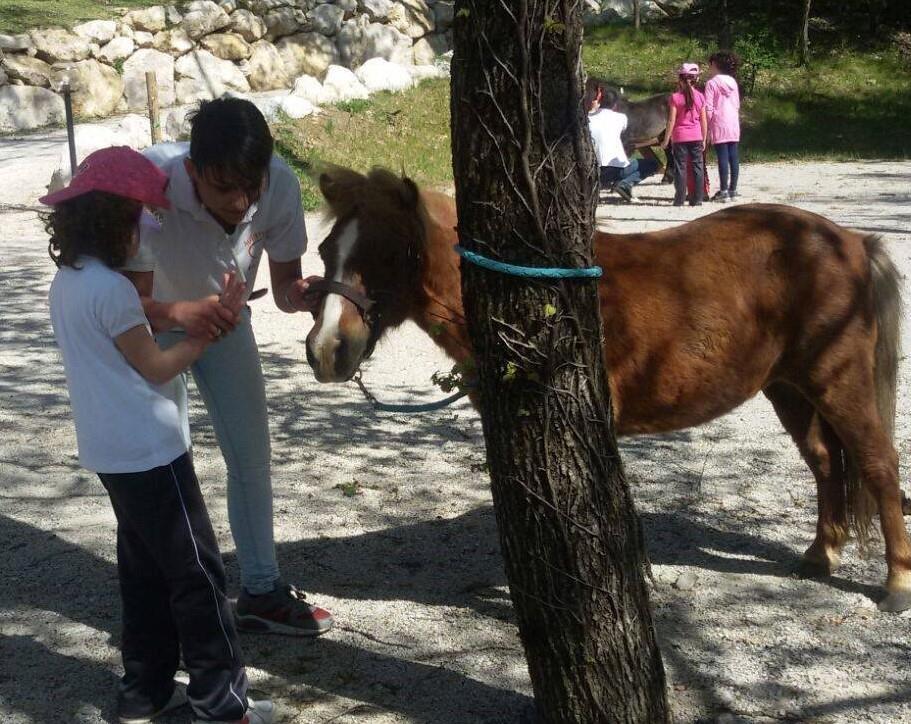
xmin=304 ymin=165 xmax=911 ymax=613
xmin=592 ymin=77 xmax=670 ymax=176
xmin=597 ymin=80 xmax=668 ymax=149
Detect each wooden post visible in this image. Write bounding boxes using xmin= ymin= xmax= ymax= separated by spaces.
xmin=61 ymin=84 xmax=77 ymax=176
xmin=145 ymin=71 xmax=162 ymax=144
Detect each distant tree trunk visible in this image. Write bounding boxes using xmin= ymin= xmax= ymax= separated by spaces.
xmin=798 ymin=0 xmax=812 ymax=66
xmin=719 ymin=0 xmax=732 ymax=48
xmin=451 ymin=2 xmax=670 ymax=722
xmin=633 ymin=0 xmax=641 ymax=31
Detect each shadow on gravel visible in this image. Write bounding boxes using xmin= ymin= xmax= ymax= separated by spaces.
xmin=4 ymin=206 xmax=909 ymax=721
xmin=0 ymin=510 xmax=531 ymax=723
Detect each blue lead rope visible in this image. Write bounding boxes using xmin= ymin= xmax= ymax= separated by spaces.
xmin=353 ymin=370 xmax=471 ymax=413
xmin=455 ymin=245 xmax=602 ymax=279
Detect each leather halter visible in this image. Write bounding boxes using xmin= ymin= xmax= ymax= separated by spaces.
xmin=306 ymin=278 xmax=375 ymax=314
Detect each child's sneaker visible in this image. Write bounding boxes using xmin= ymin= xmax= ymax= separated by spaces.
xmin=194 ymin=697 xmax=274 ymax=724
xmin=711 ymin=190 xmax=729 ymax=203
xmin=119 ymin=682 xmax=188 ymax=723
xmin=236 ymin=582 xmax=333 ymax=637
xmin=615 ymin=184 xmax=633 ymax=202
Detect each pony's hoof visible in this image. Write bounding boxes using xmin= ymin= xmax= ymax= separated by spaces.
xmin=796 ymin=557 xmax=833 ymax=579
xmin=878 ymin=589 xmax=911 ymax=613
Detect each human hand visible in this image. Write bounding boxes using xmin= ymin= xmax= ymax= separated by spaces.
xmin=172 ymin=297 xmax=238 ymax=339
xmin=285 ymin=275 xmax=325 ymax=315
xmin=219 ymin=271 xmax=247 ymax=317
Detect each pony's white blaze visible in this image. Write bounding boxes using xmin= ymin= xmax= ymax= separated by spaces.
xmin=313 ymin=219 xmax=359 ymax=369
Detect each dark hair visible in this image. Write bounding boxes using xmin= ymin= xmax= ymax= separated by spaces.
xmin=709 ymin=50 xmax=740 ymax=77
xmin=188 ymin=97 xmax=273 ymax=188
xmin=601 ymin=89 xmax=621 ymax=109
xmin=584 ymin=77 xmax=604 ymax=110
xmin=678 ymin=75 xmax=696 ymax=110
xmin=46 ymin=191 xmax=141 ymax=269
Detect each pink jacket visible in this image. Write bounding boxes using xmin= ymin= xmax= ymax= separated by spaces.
xmin=705 ymin=74 xmax=740 ymax=144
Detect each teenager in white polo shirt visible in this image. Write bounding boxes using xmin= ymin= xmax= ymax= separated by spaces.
xmin=585 ymin=80 xmax=661 ymax=203
xmin=122 ymin=97 xmax=332 ymax=637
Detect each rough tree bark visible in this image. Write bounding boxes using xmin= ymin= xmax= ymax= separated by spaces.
xmin=450 ymin=2 xmax=670 ymax=722
xmin=798 ymin=0 xmax=812 ymax=66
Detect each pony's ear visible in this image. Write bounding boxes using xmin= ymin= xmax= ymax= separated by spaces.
xmin=318 ymin=164 xmax=365 ymax=208
xmin=399 ymin=177 xmax=420 ymax=210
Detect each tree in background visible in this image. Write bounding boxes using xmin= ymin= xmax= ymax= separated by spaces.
xmin=798 ymin=0 xmax=812 ymax=65
xmin=719 ymin=0 xmax=732 ymax=48
xmin=450 ymin=1 xmax=670 ymax=721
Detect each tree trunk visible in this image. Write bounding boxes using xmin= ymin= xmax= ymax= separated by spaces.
xmin=633 ymin=0 xmax=641 ymax=31
xmin=719 ymin=0 xmax=732 ymax=48
xmin=450 ymin=2 xmax=670 ymax=722
xmin=798 ymin=0 xmax=812 ymax=66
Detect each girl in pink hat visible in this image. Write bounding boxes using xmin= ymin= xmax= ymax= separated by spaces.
xmin=45 ymin=146 xmax=274 ymax=724
xmin=661 ymin=62 xmax=708 ymax=206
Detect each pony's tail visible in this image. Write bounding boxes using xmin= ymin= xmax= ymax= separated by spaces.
xmin=850 ymin=235 xmax=903 ymax=547
xmin=867 ymin=234 xmax=902 ymax=441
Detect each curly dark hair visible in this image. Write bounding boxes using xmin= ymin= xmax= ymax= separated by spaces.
xmin=709 ymin=50 xmax=740 ymax=77
xmin=46 ymin=191 xmax=142 ymax=269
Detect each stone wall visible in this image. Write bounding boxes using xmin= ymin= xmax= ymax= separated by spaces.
xmin=0 ymin=0 xmax=454 ymax=133
xmin=582 ymin=0 xmax=697 ymax=25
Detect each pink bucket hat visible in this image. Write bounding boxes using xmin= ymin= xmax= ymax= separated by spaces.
xmin=677 ymin=62 xmax=700 ymax=77
xmin=40 ymin=146 xmax=170 ymax=209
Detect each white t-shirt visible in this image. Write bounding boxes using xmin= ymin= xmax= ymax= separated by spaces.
xmin=49 ymin=257 xmax=191 ymax=473
xmin=123 ymin=142 xmax=307 ymax=303
xmin=588 ymin=108 xmax=629 ymax=168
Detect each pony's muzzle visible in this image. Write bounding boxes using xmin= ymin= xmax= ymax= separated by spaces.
xmin=305 ymin=315 xmax=369 ymax=383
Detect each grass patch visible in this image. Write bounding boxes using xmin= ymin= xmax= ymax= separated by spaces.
xmin=273 ymin=25 xmax=908 ymax=204
xmin=274 ymin=79 xmax=453 ymax=211
xmin=0 ymin=0 xmax=162 ymax=33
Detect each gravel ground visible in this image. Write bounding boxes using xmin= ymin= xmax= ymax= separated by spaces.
xmin=1 ymin=125 xmax=910 ymax=723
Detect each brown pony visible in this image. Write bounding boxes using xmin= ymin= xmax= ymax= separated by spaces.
xmin=305 ymin=165 xmax=911 ymax=613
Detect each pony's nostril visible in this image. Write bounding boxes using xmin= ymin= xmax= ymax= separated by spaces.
xmin=335 ymin=337 xmax=349 ymax=373
xmin=305 ymin=341 xmax=317 ymax=370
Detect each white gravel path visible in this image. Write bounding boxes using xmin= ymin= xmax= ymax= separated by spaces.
xmin=1 ymin=125 xmax=910 ymax=723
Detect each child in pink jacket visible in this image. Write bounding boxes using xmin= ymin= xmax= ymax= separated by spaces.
xmin=705 ymin=50 xmax=741 ymax=202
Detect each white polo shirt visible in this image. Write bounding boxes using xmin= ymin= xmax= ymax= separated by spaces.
xmin=124 ymin=142 xmax=307 ymax=303
xmin=50 ymin=257 xmax=191 ymax=473
xmin=588 ymin=108 xmax=629 ymax=168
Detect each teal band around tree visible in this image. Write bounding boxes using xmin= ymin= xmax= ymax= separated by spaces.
xmin=455 ymin=245 xmax=603 ymax=279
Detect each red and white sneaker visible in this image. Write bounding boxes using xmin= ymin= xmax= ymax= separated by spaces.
xmin=235 ymin=582 xmax=333 ymax=637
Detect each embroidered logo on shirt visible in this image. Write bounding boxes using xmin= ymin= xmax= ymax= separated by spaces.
xmin=246 ymin=231 xmax=267 ymax=254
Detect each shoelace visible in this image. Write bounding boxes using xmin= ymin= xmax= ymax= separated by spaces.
xmin=282 ymin=583 xmax=315 ymax=610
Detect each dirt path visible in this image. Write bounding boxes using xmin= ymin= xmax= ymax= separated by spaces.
xmin=1 ymin=127 xmax=910 ymax=723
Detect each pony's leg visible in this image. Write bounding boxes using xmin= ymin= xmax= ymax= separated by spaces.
xmin=806 ymin=370 xmax=911 ymax=612
xmin=639 ymin=145 xmax=664 ymax=176
xmin=764 ymin=383 xmax=848 ymax=577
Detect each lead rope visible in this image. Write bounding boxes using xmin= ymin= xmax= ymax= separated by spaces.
xmin=352 ymin=369 xmax=471 ymax=413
